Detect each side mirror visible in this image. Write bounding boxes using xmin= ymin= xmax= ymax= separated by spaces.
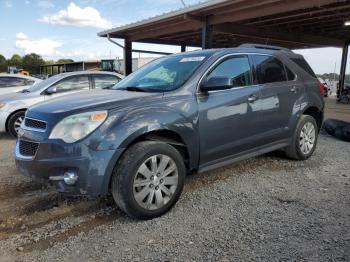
xmin=46 ymin=86 xmax=57 ymax=94
xmin=201 ymin=76 xmax=233 ymax=91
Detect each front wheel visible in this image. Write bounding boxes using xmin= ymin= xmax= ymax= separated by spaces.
xmin=7 ymin=111 xmax=25 ymax=137
xmin=285 ymin=115 xmax=318 ymax=160
xmin=111 ymin=141 xmax=185 ymax=219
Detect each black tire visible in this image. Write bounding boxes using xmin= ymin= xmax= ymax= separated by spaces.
xmin=323 ymin=118 xmax=349 ymax=136
xmin=285 ymin=115 xmax=318 ymax=160
xmin=7 ymin=111 xmax=25 ymax=137
xmin=111 ymin=141 xmax=185 ymax=219
xmin=334 ymin=126 xmax=350 ymax=142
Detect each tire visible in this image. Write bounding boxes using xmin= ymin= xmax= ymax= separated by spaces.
xmin=285 ymin=115 xmax=318 ymax=160
xmin=334 ymin=125 xmax=350 ymax=142
xmin=323 ymin=119 xmax=349 ymax=136
xmin=111 ymin=141 xmax=186 ymax=219
xmin=7 ymin=111 xmax=25 ymax=137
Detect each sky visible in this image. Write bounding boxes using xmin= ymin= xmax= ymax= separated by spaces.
xmin=0 ymin=0 xmax=345 ymax=74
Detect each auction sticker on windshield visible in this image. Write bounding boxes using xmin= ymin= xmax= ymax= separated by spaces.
xmin=180 ymin=56 xmax=205 ymax=62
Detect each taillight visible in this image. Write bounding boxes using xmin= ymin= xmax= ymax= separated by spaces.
xmin=319 ymin=82 xmax=325 ymax=95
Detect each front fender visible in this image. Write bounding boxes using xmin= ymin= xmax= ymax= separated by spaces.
xmin=97 ymin=103 xmax=199 ymax=170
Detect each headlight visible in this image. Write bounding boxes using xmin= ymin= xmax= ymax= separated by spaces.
xmin=49 ymin=111 xmax=108 ymax=143
xmin=0 ymin=103 xmax=6 ymax=109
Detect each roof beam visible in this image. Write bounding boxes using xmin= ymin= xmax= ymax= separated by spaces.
xmin=214 ymin=23 xmax=344 ymax=47
xmin=247 ymin=3 xmax=350 ymax=25
xmin=209 ymin=0 xmax=339 ymax=25
xmin=128 ymin=21 xmax=203 ymax=41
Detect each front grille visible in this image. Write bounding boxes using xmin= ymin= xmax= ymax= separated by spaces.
xmin=19 ymin=140 xmax=39 ymax=157
xmin=24 ymin=118 xmax=47 ymax=130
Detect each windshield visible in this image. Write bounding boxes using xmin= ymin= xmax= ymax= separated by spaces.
xmin=113 ymin=54 xmax=208 ymax=92
xmin=27 ymin=74 xmax=63 ymax=92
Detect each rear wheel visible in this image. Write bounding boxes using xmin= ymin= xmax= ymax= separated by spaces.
xmin=7 ymin=111 xmax=25 ymax=137
xmin=285 ymin=115 xmax=318 ymax=160
xmin=111 ymin=141 xmax=185 ymax=219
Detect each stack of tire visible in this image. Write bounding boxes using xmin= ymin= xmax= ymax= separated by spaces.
xmin=323 ymin=119 xmax=350 ymax=142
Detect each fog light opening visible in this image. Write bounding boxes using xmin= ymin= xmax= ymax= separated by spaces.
xmin=63 ymin=171 xmax=78 ymax=185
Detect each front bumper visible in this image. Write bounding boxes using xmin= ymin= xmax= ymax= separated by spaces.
xmin=15 ymin=139 xmax=124 ymax=197
xmin=0 ymin=110 xmax=9 ymax=132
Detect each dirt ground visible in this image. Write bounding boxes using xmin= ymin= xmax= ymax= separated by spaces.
xmin=0 ymin=98 xmax=349 ymax=261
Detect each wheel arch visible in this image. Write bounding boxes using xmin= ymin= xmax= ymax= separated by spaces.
xmin=5 ymin=108 xmax=27 ymax=132
xmin=120 ymin=129 xmax=191 ymax=171
xmin=103 ymin=128 xmax=193 ymax=196
xmin=302 ymin=106 xmax=323 ymax=131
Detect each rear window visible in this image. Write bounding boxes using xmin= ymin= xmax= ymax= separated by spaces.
xmin=252 ymin=55 xmax=287 ymax=84
xmin=0 ymin=77 xmax=27 ymax=87
xmin=94 ymin=74 xmax=121 ymax=89
xmin=291 ymin=58 xmax=317 ymax=78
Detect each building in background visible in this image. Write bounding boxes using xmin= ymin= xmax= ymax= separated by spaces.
xmin=40 ymin=57 xmax=155 ymax=77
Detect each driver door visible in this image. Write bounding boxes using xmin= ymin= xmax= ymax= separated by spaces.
xmin=197 ymin=55 xmax=262 ymax=168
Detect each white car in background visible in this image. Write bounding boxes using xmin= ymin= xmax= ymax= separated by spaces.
xmin=0 ymin=71 xmax=123 ymax=137
xmin=0 ymin=74 xmax=42 ymax=96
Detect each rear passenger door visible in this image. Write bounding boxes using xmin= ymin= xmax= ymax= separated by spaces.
xmin=251 ymin=54 xmax=300 ymax=143
xmin=93 ymin=74 xmax=121 ymax=89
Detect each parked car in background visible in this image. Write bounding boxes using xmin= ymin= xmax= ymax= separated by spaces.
xmin=0 ymin=71 xmax=122 ymax=136
xmin=15 ymin=45 xmax=324 ymax=219
xmin=0 ymin=74 xmax=42 ymax=96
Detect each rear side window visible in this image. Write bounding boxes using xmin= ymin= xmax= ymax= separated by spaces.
xmin=94 ymin=75 xmax=121 ymax=89
xmin=207 ymin=55 xmax=252 ymax=87
xmin=291 ymin=58 xmax=317 ymax=78
xmin=252 ymin=55 xmax=287 ymax=84
xmin=0 ymin=77 xmax=27 ymax=87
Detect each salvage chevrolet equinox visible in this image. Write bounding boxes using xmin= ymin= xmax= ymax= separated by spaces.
xmin=15 ymin=44 xmax=324 ymax=219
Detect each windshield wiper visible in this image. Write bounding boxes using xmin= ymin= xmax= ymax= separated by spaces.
xmin=19 ymin=89 xmax=30 ymax=93
xmin=123 ymin=86 xmax=147 ymax=92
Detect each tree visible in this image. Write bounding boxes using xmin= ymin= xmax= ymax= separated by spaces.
xmin=0 ymin=54 xmax=7 ymax=73
xmin=56 ymin=59 xmax=74 ymax=64
xmin=8 ymin=54 xmax=22 ymax=67
xmin=22 ymin=53 xmax=45 ymax=74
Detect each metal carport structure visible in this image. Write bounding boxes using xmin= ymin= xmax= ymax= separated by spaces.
xmin=98 ymin=0 xmax=350 ymax=96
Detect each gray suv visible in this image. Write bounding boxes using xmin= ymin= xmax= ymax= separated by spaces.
xmin=15 ymin=45 xmax=324 ymax=219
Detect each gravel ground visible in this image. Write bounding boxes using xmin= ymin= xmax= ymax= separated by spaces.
xmin=0 ymin=132 xmax=349 ymax=262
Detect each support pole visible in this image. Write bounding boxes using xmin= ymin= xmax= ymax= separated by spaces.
xmin=338 ymin=40 xmax=349 ymax=99
xmin=181 ymin=43 xmax=186 ymax=52
xmin=201 ymin=17 xmax=213 ymax=49
xmin=124 ymin=39 xmax=132 ymax=76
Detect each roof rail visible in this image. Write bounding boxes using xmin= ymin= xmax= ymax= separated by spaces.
xmin=239 ymin=43 xmax=294 ymax=53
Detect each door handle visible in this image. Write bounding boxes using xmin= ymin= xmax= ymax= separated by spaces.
xmin=248 ymin=94 xmax=258 ymax=103
xmin=290 ymin=86 xmax=298 ymax=93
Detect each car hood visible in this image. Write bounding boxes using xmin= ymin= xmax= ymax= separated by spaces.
xmin=27 ymin=89 xmax=162 ymax=119
xmin=0 ymin=90 xmax=40 ymax=103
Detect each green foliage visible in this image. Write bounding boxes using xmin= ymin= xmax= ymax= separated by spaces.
xmin=56 ymin=59 xmax=74 ymax=63
xmin=0 ymin=54 xmax=7 ymax=72
xmin=8 ymin=54 xmax=22 ymax=66
xmin=0 ymin=53 xmax=76 ymax=74
xmin=22 ymin=53 xmax=45 ymax=74
xmin=317 ymin=73 xmax=350 ymax=83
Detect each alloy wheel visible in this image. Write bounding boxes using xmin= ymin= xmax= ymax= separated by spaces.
xmin=14 ymin=116 xmax=24 ymax=134
xmin=133 ymin=154 xmax=179 ymax=211
xmin=299 ymin=121 xmax=316 ymax=155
